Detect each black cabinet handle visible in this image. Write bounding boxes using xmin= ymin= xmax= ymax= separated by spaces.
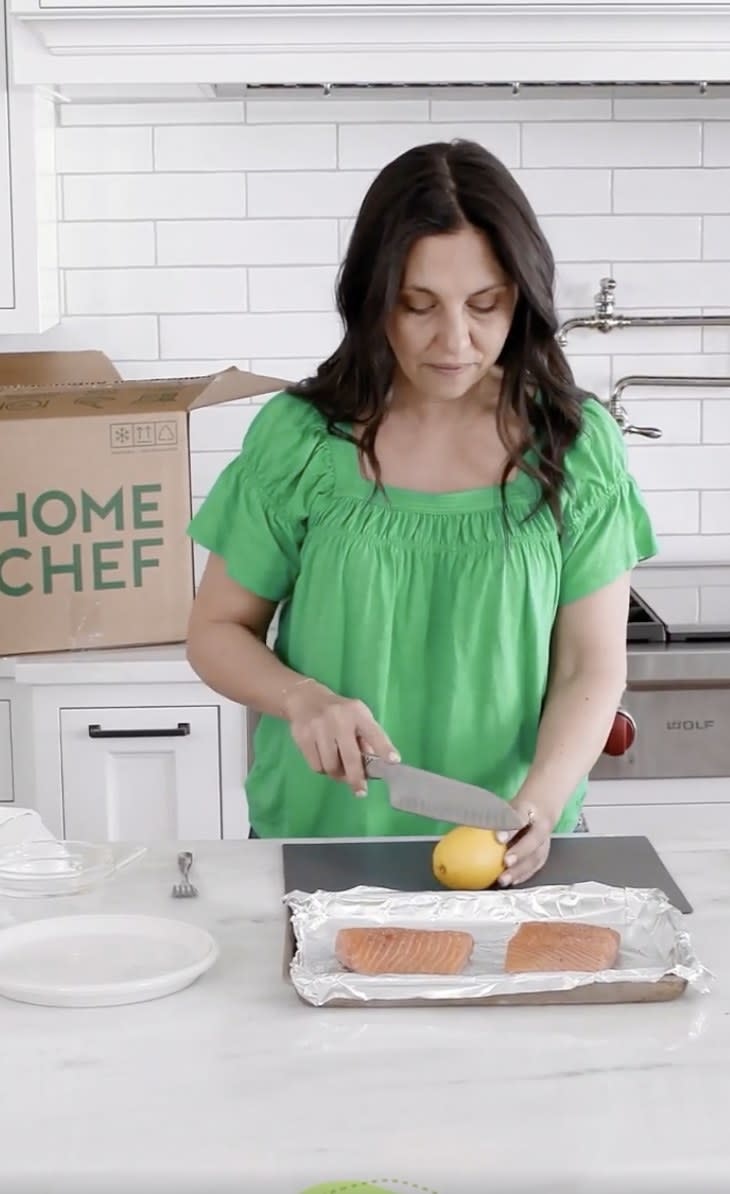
xmin=88 ymin=722 xmax=191 ymax=739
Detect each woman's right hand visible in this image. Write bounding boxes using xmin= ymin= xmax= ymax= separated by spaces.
xmin=283 ymin=679 xmax=400 ymax=796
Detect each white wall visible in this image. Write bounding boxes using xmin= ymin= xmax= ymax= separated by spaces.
xmin=1 ymin=86 xmax=729 ymax=572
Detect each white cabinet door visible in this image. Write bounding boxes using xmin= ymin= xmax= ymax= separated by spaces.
xmin=0 ymin=5 xmax=12 ymax=310
xmin=0 ymin=1 xmax=58 ymax=332
xmin=60 ymin=705 xmax=221 ymax=840
xmin=0 ymin=699 xmax=13 ymax=802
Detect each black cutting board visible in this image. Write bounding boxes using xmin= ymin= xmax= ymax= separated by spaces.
xmin=282 ymin=835 xmax=692 ymax=914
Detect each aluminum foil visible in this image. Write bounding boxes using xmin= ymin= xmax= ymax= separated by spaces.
xmin=283 ymin=881 xmax=713 ymax=1006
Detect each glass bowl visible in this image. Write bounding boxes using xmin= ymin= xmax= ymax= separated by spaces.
xmin=0 ymin=840 xmax=118 ymax=899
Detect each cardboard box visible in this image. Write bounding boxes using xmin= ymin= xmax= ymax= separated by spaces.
xmin=0 ymin=351 xmax=290 ymax=656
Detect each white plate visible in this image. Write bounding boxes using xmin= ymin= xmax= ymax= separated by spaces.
xmin=0 ymin=914 xmax=219 ymax=1007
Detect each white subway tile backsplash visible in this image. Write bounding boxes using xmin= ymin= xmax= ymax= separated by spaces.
xmin=0 ymin=315 xmax=158 ymax=359
xmin=638 ymin=563 xmax=730 ymax=587
xmin=246 ymin=98 xmax=429 ymax=124
xmin=157 ymin=219 xmax=338 ymax=265
xmin=248 ymin=266 xmax=337 ymax=312
xmin=614 ymin=98 xmax=730 ymax=121
xmin=703 ymin=401 xmax=730 ymax=443
xmin=522 ymin=123 xmax=702 ymax=168
xmin=515 ymin=170 xmax=612 ymax=214
xmin=431 ymin=98 xmax=612 ymax=123
xmin=115 ymin=358 xmax=251 ymax=379
xmin=189 ymin=403 xmax=262 ymax=452
xmin=619 ymin=399 xmax=700 ymax=444
xmin=701 ymin=583 xmax=730 ymax=618
xmin=613 ymin=168 xmax=730 ymax=214
xmin=160 ymin=312 xmax=342 ymax=360
xmin=610 ymin=354 xmax=730 ymax=383
xmin=606 ymin=263 xmax=730 ymax=309
xmin=554 ymin=263 xmax=611 ymax=310
xmin=59 ymin=222 xmax=155 ymax=268
xmin=56 ymin=127 xmax=153 ymax=174
xmin=154 ymin=125 xmax=337 ymax=172
xmin=568 ymin=357 xmax=611 ymax=400
xmin=701 ymin=492 xmax=730 ymax=533
xmin=703 ymin=216 xmax=730 ymax=259
xmin=539 ymin=215 xmax=700 ymax=261
xmin=64 ymin=173 xmax=246 ymax=220
xmin=627 ymin=585 xmax=700 ymax=624
xmin=250 ymin=358 xmax=322 ymax=378
xmin=193 ymin=540 xmax=208 ymax=589
xmin=3 ymin=86 xmax=727 ymax=569
xmin=703 ymin=123 xmax=730 ymax=165
xmin=191 ymin=450 xmax=239 ymax=498
xmin=65 ymin=267 xmax=248 ymax=315
xmin=61 ymin=101 xmax=246 ymax=126
xmin=643 ymin=491 xmax=700 ymax=535
xmin=247 ymin=171 xmax=375 ymax=218
xmin=627 ymin=445 xmax=730 ymax=489
xmin=702 ymin=325 xmax=730 ymax=353
xmin=338 ymin=124 xmax=520 ymax=170
xmin=338 ymin=218 xmax=356 ymax=257
xmin=654 ymin=535 xmax=730 ymax=563
xmin=563 ymin=327 xmax=703 ymax=358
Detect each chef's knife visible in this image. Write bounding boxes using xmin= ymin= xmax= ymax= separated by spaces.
xmin=363 ymin=755 xmax=526 ymax=832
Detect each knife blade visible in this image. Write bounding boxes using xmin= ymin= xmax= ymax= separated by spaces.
xmin=363 ymin=755 xmax=526 ymax=832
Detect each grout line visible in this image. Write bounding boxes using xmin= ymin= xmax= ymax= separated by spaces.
xmin=700 ymin=119 xmax=705 ymax=167
xmin=700 ymin=212 xmax=705 ymax=261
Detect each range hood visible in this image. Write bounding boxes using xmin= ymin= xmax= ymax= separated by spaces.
xmin=9 ymin=0 xmax=730 ymax=88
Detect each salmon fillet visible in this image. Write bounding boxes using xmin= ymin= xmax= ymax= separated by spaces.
xmin=504 ymin=921 xmax=621 ymax=974
xmin=335 ymin=926 xmax=475 ymax=976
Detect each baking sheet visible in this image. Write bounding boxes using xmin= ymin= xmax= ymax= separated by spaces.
xmin=283 ymin=882 xmax=712 ymax=1007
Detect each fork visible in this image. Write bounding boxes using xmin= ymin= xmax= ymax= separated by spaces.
xmin=171 ymin=850 xmax=198 ymax=898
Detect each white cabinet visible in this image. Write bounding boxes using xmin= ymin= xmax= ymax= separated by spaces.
xmin=60 ymin=704 xmax=221 ymax=840
xmin=0 ymin=34 xmax=12 ymax=312
xmin=0 ymin=698 xmax=13 ymax=802
xmin=0 ymin=1 xmax=59 ymax=332
xmin=5 ymin=645 xmax=724 ymax=846
xmin=8 ymin=649 xmax=249 ymax=841
xmin=10 ymin=2 xmax=730 ymax=90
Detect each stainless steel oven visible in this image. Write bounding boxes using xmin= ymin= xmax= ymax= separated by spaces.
xmin=592 ymin=570 xmax=730 ymax=781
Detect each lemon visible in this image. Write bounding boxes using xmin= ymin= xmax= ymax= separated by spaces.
xmin=432 ymin=826 xmax=507 ymax=890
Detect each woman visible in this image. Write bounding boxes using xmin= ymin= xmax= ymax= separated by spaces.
xmin=186 ymin=139 xmax=657 ymax=887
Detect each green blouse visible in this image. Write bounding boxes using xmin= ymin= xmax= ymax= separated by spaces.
xmin=187 ymin=391 xmax=657 ymax=838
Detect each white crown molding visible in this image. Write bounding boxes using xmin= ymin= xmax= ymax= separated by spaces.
xmin=9 ymin=1 xmax=730 ymax=87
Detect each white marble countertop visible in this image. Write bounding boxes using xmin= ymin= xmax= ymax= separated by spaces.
xmin=2 ymin=642 xmax=194 ymax=685
xmin=0 ymin=836 xmax=727 ymax=1194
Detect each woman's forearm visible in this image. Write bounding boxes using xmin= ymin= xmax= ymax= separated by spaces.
xmin=516 ymin=667 xmax=626 ymax=822
xmin=186 ymin=620 xmax=318 ymax=720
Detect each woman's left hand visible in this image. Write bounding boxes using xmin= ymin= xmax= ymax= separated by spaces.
xmin=495 ymin=796 xmax=554 ymax=887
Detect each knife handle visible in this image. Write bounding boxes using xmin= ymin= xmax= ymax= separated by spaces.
xmin=362 ymin=753 xmax=388 ymax=781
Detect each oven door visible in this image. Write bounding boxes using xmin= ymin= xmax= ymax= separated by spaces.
xmin=591 ymin=687 xmax=730 ymax=780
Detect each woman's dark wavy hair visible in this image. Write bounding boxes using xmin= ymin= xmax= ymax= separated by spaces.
xmin=288 ymin=138 xmax=588 ymax=526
